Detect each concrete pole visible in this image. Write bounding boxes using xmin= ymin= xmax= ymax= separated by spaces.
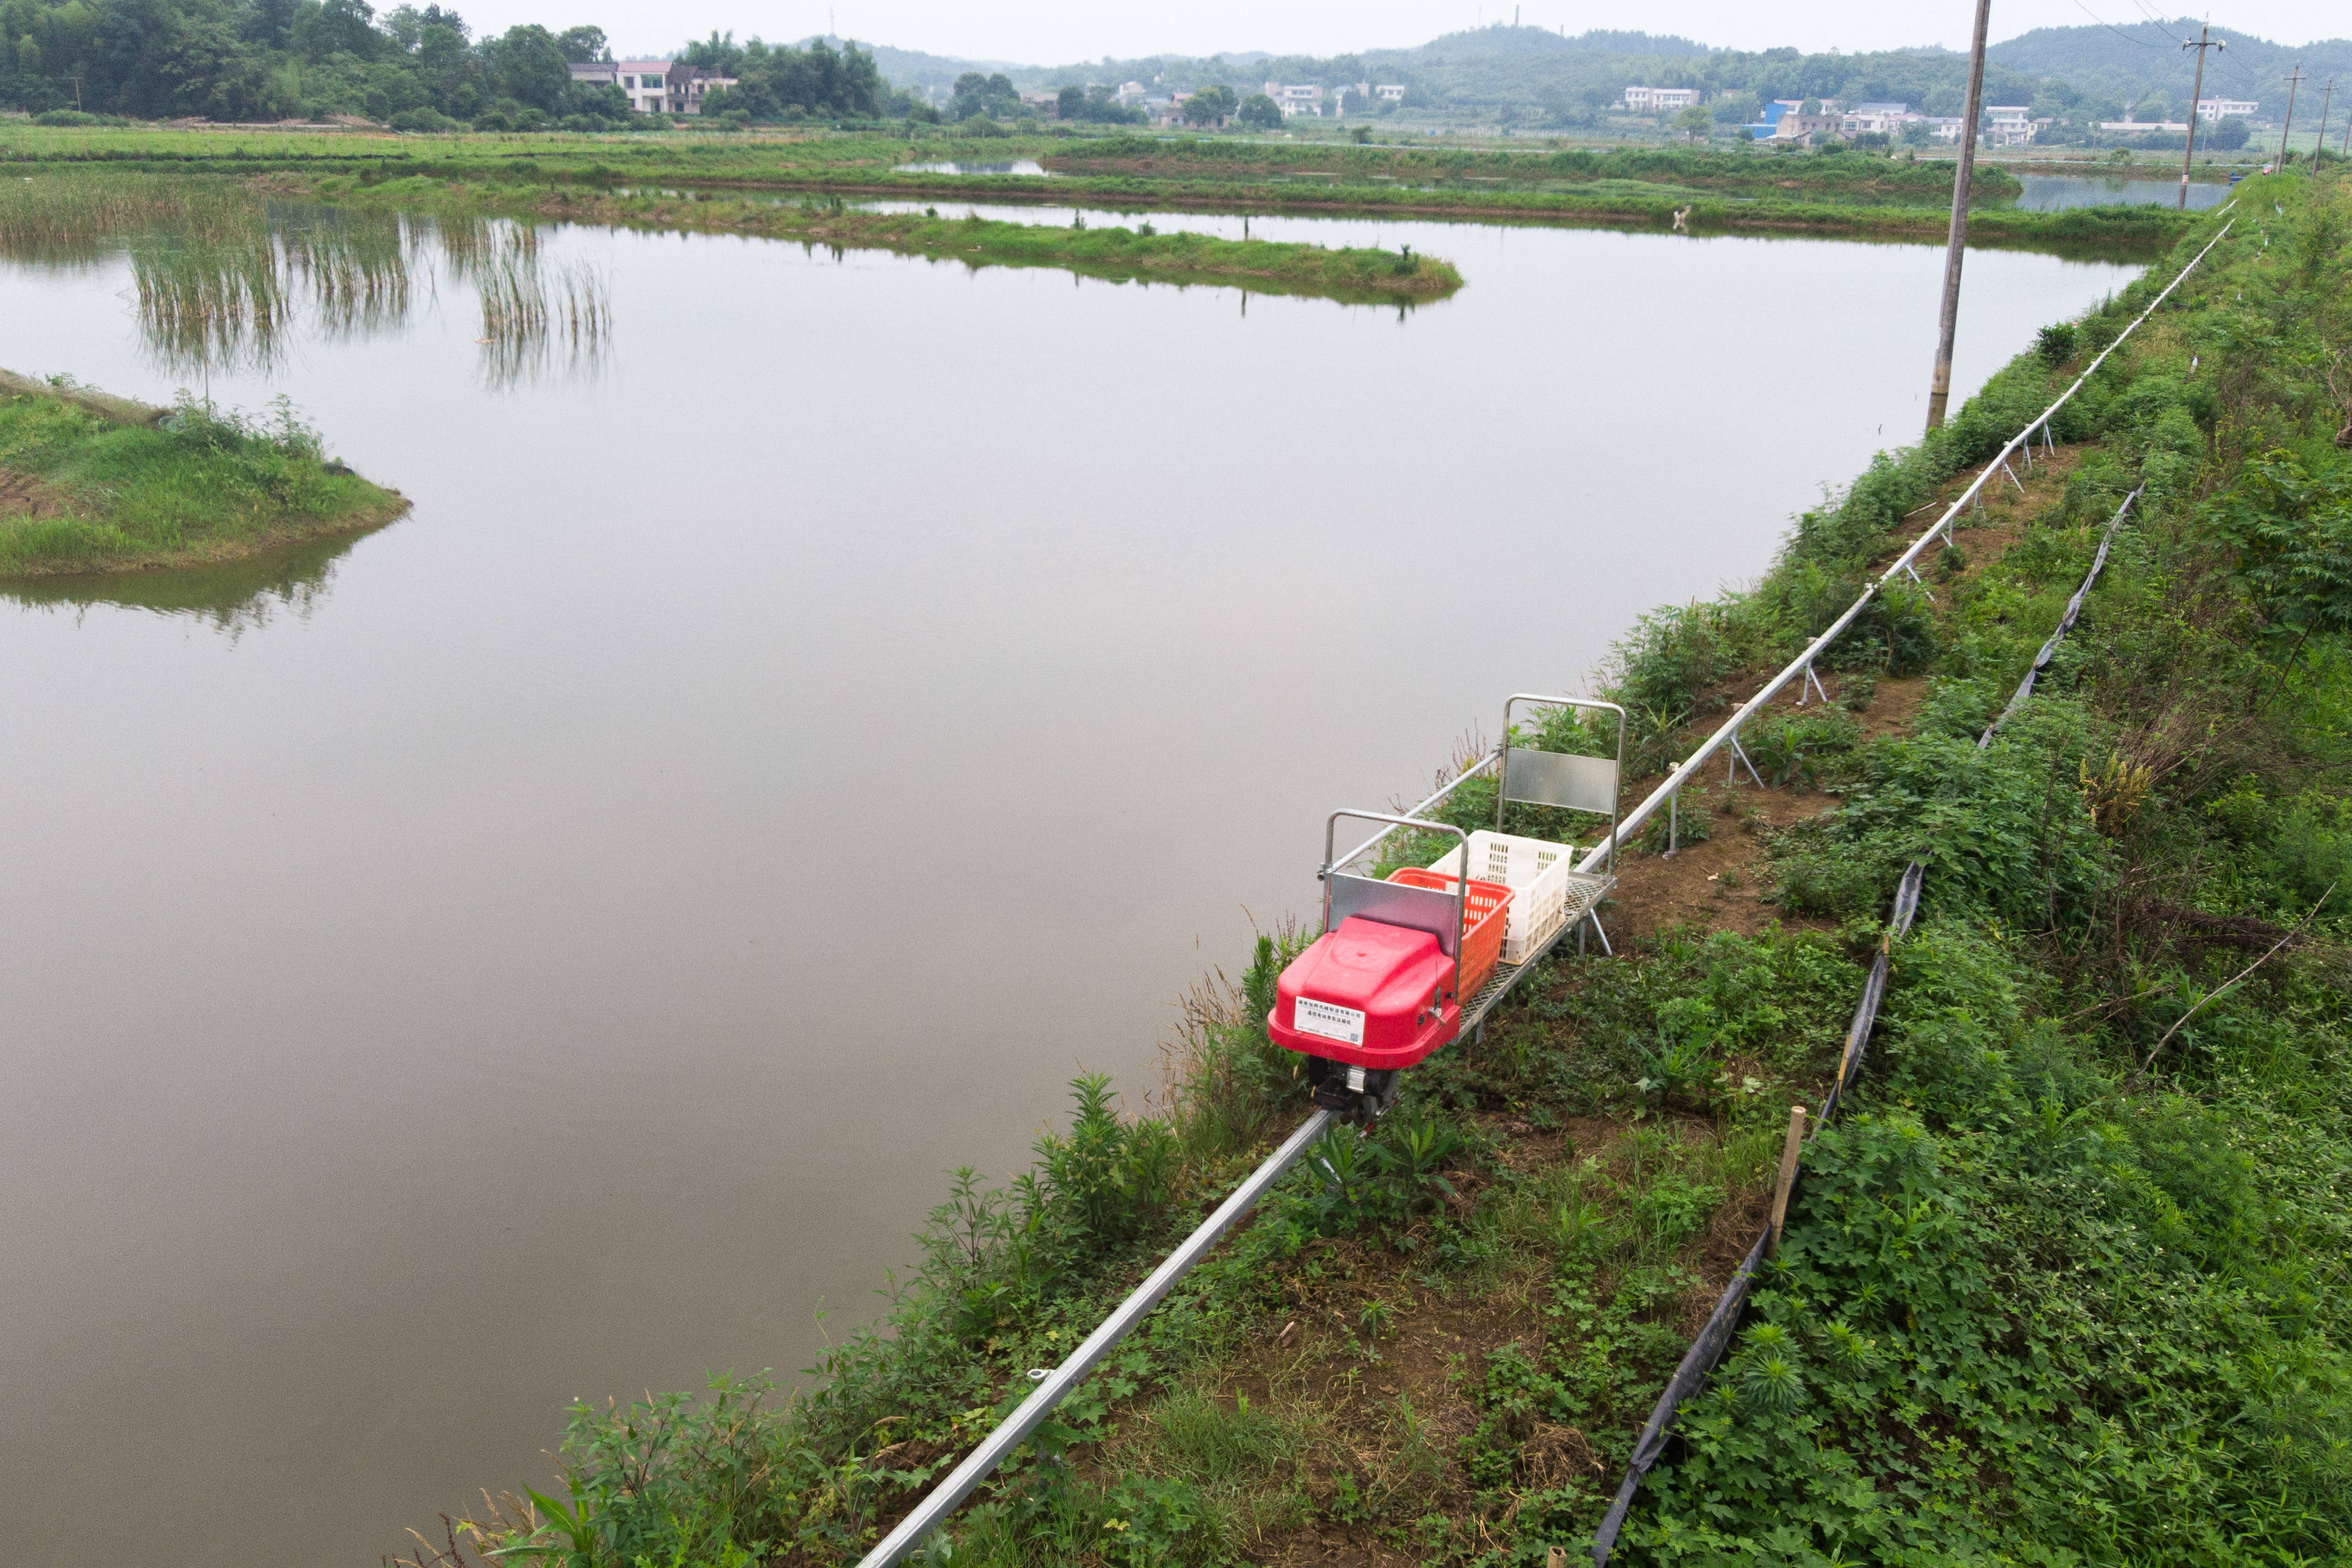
xmin=2313 ymin=79 xmax=2334 ymax=170
xmin=1926 ymin=0 xmax=1994 ymax=433
xmin=2178 ymin=25 xmax=2219 ymax=209
xmin=2278 ymin=66 xmax=2304 ymax=170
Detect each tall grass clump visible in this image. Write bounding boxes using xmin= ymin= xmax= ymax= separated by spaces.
xmin=0 ymin=170 xmax=259 ymax=263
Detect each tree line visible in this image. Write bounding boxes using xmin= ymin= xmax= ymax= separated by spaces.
xmin=0 ymin=1 xmax=885 ymax=127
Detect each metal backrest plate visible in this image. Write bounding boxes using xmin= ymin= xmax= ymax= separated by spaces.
xmin=1326 ymin=873 xmax=1460 ymax=958
xmin=1503 ymin=747 xmax=1619 ymax=817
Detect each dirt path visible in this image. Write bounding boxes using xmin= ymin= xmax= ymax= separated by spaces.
xmin=0 ymin=466 xmax=69 ymax=520
xmin=1602 ymin=443 xmax=2083 ymax=943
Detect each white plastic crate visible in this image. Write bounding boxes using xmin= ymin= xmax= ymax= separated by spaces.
xmin=1425 ymin=830 xmax=1575 ymax=964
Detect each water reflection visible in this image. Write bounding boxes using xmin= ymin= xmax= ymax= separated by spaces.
xmin=0 ymin=188 xmax=611 ymax=386
xmin=0 ymin=526 xmax=374 ymax=635
xmin=440 ymin=218 xmax=613 ymax=390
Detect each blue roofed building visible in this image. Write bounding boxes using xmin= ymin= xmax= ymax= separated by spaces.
xmin=1744 ymin=100 xmax=1803 ymax=140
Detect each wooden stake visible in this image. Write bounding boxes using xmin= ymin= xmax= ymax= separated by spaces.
xmin=1548 ymin=1548 xmax=1569 ymax=1568
xmin=1768 ymin=1105 xmax=1808 ymax=1255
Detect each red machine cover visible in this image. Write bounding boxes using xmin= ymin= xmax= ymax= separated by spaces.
xmin=1266 ymin=916 xmax=1462 ymax=1071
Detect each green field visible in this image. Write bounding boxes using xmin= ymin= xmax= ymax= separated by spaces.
xmin=0 ymin=124 xmax=2202 ymax=251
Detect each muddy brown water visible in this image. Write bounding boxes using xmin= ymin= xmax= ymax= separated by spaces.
xmin=0 ymin=204 xmax=2136 ymax=1566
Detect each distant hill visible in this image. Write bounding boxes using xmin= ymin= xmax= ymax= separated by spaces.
xmin=1988 ymin=20 xmax=2352 ymax=110
xmin=1383 ymin=25 xmax=1713 ymax=60
xmin=785 ymin=18 xmax=2349 ymax=126
xmin=792 ymin=35 xmax=1030 ymax=94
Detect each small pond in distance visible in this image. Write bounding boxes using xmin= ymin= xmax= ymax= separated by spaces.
xmin=2012 ymin=173 xmax=2233 ymax=211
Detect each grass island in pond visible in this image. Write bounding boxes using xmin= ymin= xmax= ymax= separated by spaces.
xmin=0 ymin=372 xmax=409 ymax=577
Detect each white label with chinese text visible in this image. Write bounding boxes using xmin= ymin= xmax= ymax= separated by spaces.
xmin=1294 ymin=998 xmax=1366 ymax=1046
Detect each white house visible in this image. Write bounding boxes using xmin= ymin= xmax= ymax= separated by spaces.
xmin=1985 ymin=105 xmax=2039 ymax=146
xmin=619 ymin=60 xmax=680 ymax=114
xmin=1265 ymin=82 xmax=1325 ymax=117
xmin=570 ymin=60 xmax=736 ymax=115
xmin=2195 ymin=97 xmax=2259 ymax=122
xmin=1115 ymin=81 xmax=1150 ymax=107
xmin=1375 ymin=84 xmax=1407 ymax=103
xmin=1621 ymin=85 xmax=1701 ymax=113
xmin=1841 ymin=101 xmax=1909 ymax=136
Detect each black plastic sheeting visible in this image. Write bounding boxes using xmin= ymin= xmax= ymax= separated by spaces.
xmin=1586 ymin=486 xmax=2143 ymax=1564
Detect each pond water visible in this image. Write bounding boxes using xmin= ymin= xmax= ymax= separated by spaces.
xmin=0 ymin=205 xmax=2138 ymax=1568
xmin=2012 ymin=173 xmax=2233 ymax=211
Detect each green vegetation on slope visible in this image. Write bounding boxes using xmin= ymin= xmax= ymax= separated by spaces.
xmin=398 ymin=174 xmax=2352 ymax=1568
xmin=1612 ymin=171 xmax=2352 ymax=1565
xmin=0 ymin=376 xmax=406 ymax=575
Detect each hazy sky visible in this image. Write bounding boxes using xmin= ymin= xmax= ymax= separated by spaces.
xmin=459 ymin=2 xmax=2350 ymax=65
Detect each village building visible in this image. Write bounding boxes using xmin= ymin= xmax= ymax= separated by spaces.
xmin=1841 ymin=101 xmax=1909 ymax=136
xmin=2195 ymin=97 xmax=2260 ymax=122
xmin=1265 ymin=82 xmax=1326 ymax=117
xmin=568 ymin=60 xmax=733 ymax=115
xmin=1621 ymin=85 xmax=1701 ymax=113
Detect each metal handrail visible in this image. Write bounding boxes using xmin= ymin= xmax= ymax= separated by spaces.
xmin=1324 ymin=809 xmax=1470 ymax=1005
xmin=1575 ymin=216 xmax=2238 ymax=879
xmin=857 ymin=209 xmax=2247 ymax=1568
xmin=1501 ymin=693 xmax=1626 ymax=868
xmin=1330 ymin=747 xmax=1502 ymax=875
xmin=853 ymin=1109 xmax=1335 ymax=1568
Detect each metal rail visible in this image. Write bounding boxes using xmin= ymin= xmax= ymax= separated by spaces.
xmin=854 ymin=1109 xmax=1335 ymax=1567
xmin=1331 ymin=748 xmax=1502 ymax=875
xmin=859 ymin=209 xmax=2244 ymax=1568
xmin=1574 ymin=216 xmax=2238 ymax=879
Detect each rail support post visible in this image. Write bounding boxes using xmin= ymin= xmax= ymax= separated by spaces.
xmin=1727 ymin=731 xmax=1765 ymax=790
xmin=1796 ymin=662 xmax=1829 ymax=707
xmin=1666 ymin=762 xmax=1683 ymax=856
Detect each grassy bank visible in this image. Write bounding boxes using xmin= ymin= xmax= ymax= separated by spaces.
xmin=391 ymin=167 xmax=2348 ymax=1568
xmin=0 ymin=166 xmax=1459 ymax=307
xmin=0 ymin=125 xmax=2199 ymax=251
xmin=0 ymin=373 xmax=406 ymax=576
xmin=306 ymin=174 xmax=1463 ymax=303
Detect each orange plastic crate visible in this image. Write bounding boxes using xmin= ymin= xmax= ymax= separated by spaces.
xmin=1385 ymin=868 xmax=1513 ymax=1001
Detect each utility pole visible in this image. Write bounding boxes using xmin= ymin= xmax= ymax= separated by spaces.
xmin=2313 ymin=78 xmax=2335 ymax=169
xmin=1926 ymin=0 xmax=1994 ymax=434
xmin=2277 ymin=65 xmax=2304 ymax=170
xmin=2178 ymin=23 xmax=2223 ymax=208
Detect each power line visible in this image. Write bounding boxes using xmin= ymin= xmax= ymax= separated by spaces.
xmin=2124 ymin=1 xmax=2193 ymax=46
xmin=2067 ymin=0 xmax=2171 ymax=51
